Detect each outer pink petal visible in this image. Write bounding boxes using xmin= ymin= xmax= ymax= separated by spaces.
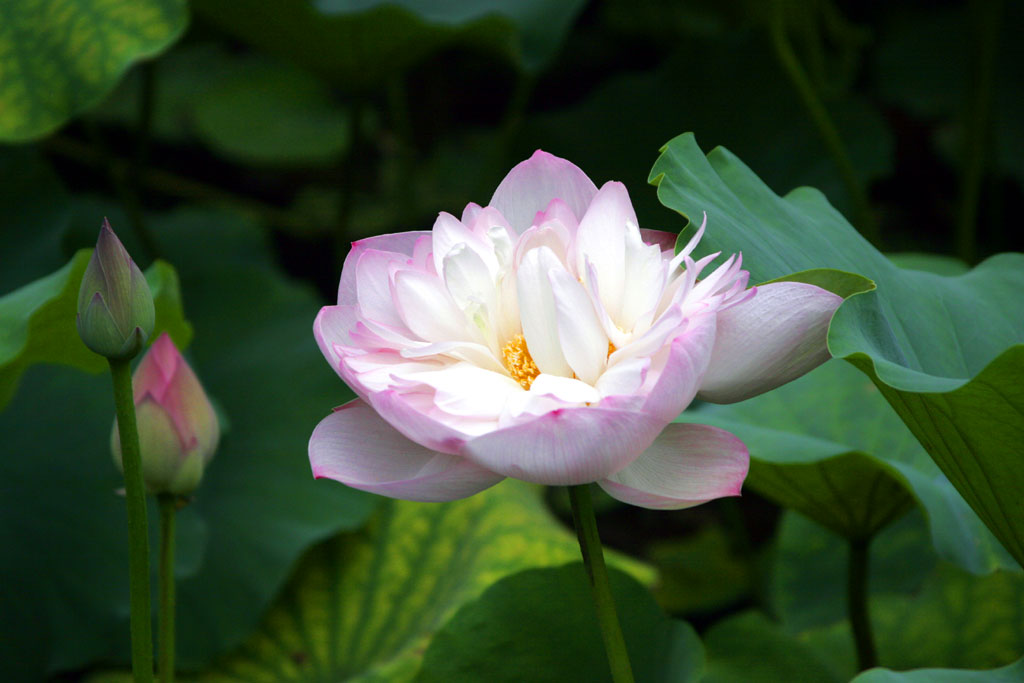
xmin=641 ymin=313 xmax=717 ymax=422
xmin=598 ymin=423 xmax=749 ymax=509
xmin=338 ymin=231 xmax=429 ymax=304
xmin=366 ymin=390 xmax=471 ymax=454
xmin=313 ymin=305 xmax=358 ymax=377
xmin=463 ymin=406 xmax=666 ymax=486
xmin=310 ymin=400 xmax=503 ymax=502
xmin=698 ymin=282 xmax=842 ymax=404
xmin=489 ymin=150 xmax=599 ymax=234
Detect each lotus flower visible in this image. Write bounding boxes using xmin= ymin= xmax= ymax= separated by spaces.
xmin=112 ymin=333 xmax=220 ymax=495
xmin=310 ymin=152 xmax=842 ymax=508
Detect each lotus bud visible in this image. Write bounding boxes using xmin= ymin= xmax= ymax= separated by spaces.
xmin=112 ymin=333 xmax=220 ymax=496
xmin=76 ymin=219 xmax=155 ymax=360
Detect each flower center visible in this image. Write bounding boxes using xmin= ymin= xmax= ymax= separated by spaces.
xmin=502 ymin=334 xmax=540 ymax=390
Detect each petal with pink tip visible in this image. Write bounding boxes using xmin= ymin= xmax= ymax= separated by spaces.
xmin=310 ymin=400 xmax=503 ymax=502
xmin=698 ymin=282 xmax=842 ymax=404
xmin=314 ymin=304 xmax=358 ymax=373
xmin=490 ymin=150 xmax=598 ymax=234
xmin=598 ymin=423 xmax=749 ymax=509
xmin=339 ymin=231 xmax=427 ymax=304
xmin=463 ymin=406 xmax=666 ymax=485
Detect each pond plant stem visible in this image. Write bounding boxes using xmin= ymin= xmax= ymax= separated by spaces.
xmin=158 ymin=495 xmax=177 ymax=683
xmin=848 ymin=536 xmax=877 ymax=671
xmin=109 ymin=358 xmax=154 ymax=683
xmin=769 ymin=2 xmax=878 ymax=246
xmin=956 ymin=0 xmax=1002 ymax=264
xmin=568 ymin=485 xmax=635 ymax=683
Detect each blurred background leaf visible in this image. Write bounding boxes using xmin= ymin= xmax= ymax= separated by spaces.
xmin=771 ymin=510 xmax=1024 ymax=679
xmin=0 ymin=0 xmax=188 ymax=141
xmin=192 ymin=0 xmax=587 ymax=87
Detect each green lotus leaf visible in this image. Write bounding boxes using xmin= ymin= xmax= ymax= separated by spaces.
xmin=0 ymin=0 xmax=188 ymax=141
xmin=415 ymin=564 xmax=702 ymax=683
xmin=680 ymin=360 xmax=1013 ymax=573
xmin=650 ymin=132 xmax=1024 ymax=567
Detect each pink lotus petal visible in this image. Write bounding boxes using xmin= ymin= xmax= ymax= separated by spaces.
xmin=366 ymin=390 xmax=471 ymax=454
xmin=339 ymin=231 xmax=428 ymax=304
xmin=574 ymin=181 xmax=636 ymax=315
xmin=490 ymin=150 xmax=598 ymax=234
xmin=641 ymin=313 xmax=717 ymax=421
xmin=598 ymin=423 xmax=749 ymax=509
xmin=309 ymin=400 xmax=503 ymax=502
xmin=314 ymin=305 xmax=360 ymax=374
xmin=698 ymin=282 xmax=842 ymax=403
xmin=463 ymin=406 xmax=666 ymax=485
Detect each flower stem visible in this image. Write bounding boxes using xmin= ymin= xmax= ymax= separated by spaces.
xmin=567 ymin=485 xmax=635 ymax=683
xmin=109 ymin=358 xmax=154 ymax=683
xmin=956 ymin=0 xmax=1002 ymax=264
xmin=848 ymin=536 xmax=877 ymax=671
xmin=158 ymin=495 xmax=177 ymax=683
xmin=769 ymin=1 xmax=878 ymax=246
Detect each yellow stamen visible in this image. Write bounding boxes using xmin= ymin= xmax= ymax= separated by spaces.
xmin=502 ymin=334 xmax=540 ymax=390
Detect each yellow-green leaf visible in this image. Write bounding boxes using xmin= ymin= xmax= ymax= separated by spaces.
xmin=196 ymin=482 xmax=650 ymax=682
xmin=0 ymin=0 xmax=188 ymax=141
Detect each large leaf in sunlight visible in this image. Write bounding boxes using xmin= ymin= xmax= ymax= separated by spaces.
xmin=0 ymin=206 xmax=379 ymax=678
xmin=192 ymin=0 xmax=585 ymax=87
xmin=189 ymin=483 xmax=651 ymax=681
xmin=680 ymin=360 xmax=1013 ymax=573
xmin=0 ymin=253 xmax=191 ymax=410
xmin=0 ymin=0 xmax=187 ymax=141
xmin=773 ymin=511 xmax=1024 ymax=679
xmin=415 ymin=564 xmax=702 ymax=683
xmin=651 ymin=133 xmax=1024 ymax=567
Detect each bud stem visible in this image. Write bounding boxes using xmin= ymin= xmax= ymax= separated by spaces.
xmin=158 ymin=495 xmax=177 ymax=683
xmin=109 ymin=358 xmax=154 ymax=683
xmin=567 ymin=485 xmax=635 ymax=683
